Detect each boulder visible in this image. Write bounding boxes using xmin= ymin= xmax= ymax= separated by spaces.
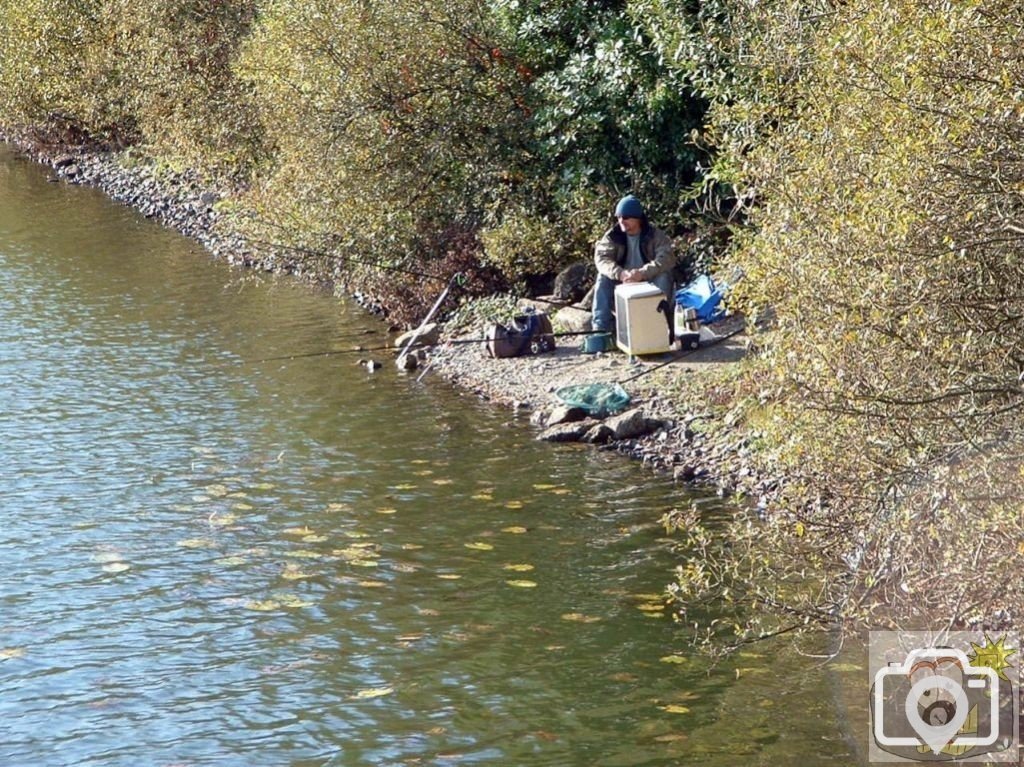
xmin=605 ymin=408 xmax=656 ymax=440
xmin=537 ymin=420 xmax=599 ymax=442
xmin=582 ymin=423 xmax=615 ymax=444
xmin=394 ymin=323 xmax=439 ymax=348
xmin=546 ymin=405 xmax=589 ymax=426
xmin=552 ymin=305 xmax=593 ymax=334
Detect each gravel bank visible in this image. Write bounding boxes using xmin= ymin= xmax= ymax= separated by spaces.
xmin=429 ymin=312 xmax=780 ymax=509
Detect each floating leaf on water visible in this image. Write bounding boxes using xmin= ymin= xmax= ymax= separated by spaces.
xmin=334 ymin=547 xmax=365 ymax=560
xmin=393 ymin=483 xmax=418 ymax=490
xmin=642 ymin=612 xmax=666 ymax=619
xmin=401 ymin=543 xmax=424 ymax=551
xmin=351 ymin=686 xmax=393 ymax=700
xmin=350 ymin=559 xmax=379 ymax=568
xmin=504 ymin=501 xmax=524 ymax=509
xmin=396 ymin=633 xmax=426 ymax=643
xmin=413 ymin=470 xmax=434 ymax=477
xmin=102 ymin=562 xmax=131 ymax=574
xmin=0 ymin=648 xmax=25 ymax=660
xmin=661 ymin=705 xmax=691 ymax=715
xmin=283 ymin=526 xmax=316 ymax=537
xmin=561 ymin=613 xmax=602 ymax=624
xmin=471 ymin=494 xmax=493 ymax=501
xmin=280 ymin=563 xmax=310 ymax=579
xmin=416 ymin=607 xmax=441 ymax=617
xmin=660 ymin=655 xmax=688 ymax=665
xmin=287 ymin=550 xmax=323 ymax=560
xmin=505 ymin=579 xmax=537 ymax=588
xmin=503 ymin=563 xmax=534 ymax=572
xmin=464 ymin=542 xmax=494 ymax=551
xmin=501 ymin=526 xmax=528 ymax=534
xmin=609 ymin=672 xmax=637 ymax=683
xmin=215 ymin=556 xmax=248 ymax=567
xmin=244 ymin=600 xmax=281 ymax=611
xmin=358 ymin=580 xmax=386 ymax=588
xmin=636 ymin=602 xmax=664 ymax=612
xmin=735 ymin=667 xmax=769 ymax=678
xmin=431 ymin=479 xmax=454 ymax=486
xmin=391 ymin=562 xmax=419 ymax=573
xmin=550 ymin=488 xmax=572 ymax=496
xmin=654 ymin=733 xmax=688 ymax=742
xmin=376 ymin=508 xmax=398 ymax=515
xmin=437 ymin=573 xmax=462 ymax=580
xmin=177 ymin=538 xmax=215 ymax=549
xmin=302 ymin=534 xmax=328 ymax=543
xmin=278 ymin=594 xmax=314 ymax=608
xmin=631 ymin=593 xmax=665 ymax=602
xmin=342 ymin=530 xmax=369 ymax=539
xmin=410 ymin=459 xmax=430 ymax=465
xmin=327 ymin=502 xmax=351 ymax=512
xmin=532 ymin=483 xmax=558 ymax=490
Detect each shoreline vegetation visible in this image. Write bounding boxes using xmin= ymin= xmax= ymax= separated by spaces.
xmin=3 ymin=0 xmax=1022 ymax=654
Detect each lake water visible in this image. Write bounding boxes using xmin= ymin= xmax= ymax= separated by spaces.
xmin=0 ymin=146 xmax=861 ymax=766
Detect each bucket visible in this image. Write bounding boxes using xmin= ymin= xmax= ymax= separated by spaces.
xmin=582 ymin=332 xmax=613 ymax=354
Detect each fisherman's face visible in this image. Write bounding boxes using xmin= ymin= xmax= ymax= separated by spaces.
xmin=617 ymin=216 xmax=642 ymax=236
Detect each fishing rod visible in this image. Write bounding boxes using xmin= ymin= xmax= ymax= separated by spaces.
xmin=617 ymin=325 xmax=747 ymax=385
xmin=241 ymin=329 xmax=608 ymax=365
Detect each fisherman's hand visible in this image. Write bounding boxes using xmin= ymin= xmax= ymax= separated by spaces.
xmin=621 ymin=269 xmax=643 ymax=283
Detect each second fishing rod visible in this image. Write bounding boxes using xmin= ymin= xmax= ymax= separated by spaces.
xmin=242 ymin=328 xmax=610 ymax=365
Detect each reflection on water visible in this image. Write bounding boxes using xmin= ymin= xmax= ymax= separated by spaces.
xmin=0 ymin=147 xmax=857 ymax=766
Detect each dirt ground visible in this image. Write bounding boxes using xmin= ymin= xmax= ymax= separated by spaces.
xmin=428 ymin=312 xmax=749 ymax=418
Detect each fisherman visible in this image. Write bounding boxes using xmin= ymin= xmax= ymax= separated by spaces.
xmin=590 ymin=194 xmax=676 ymax=333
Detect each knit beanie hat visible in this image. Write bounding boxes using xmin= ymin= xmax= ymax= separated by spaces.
xmin=614 ymin=194 xmax=644 ymax=219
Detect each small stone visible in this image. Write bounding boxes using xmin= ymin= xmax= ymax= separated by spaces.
xmin=395 ymin=353 xmax=419 ymax=371
xmin=364 ymin=360 xmax=382 ymax=372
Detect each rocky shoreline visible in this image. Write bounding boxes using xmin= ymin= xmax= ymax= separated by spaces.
xmin=4 ymin=134 xmax=780 ymax=513
xmin=428 ymin=314 xmax=777 ymax=507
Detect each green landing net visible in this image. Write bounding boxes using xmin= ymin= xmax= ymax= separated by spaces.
xmin=554 ymin=383 xmax=631 ymax=418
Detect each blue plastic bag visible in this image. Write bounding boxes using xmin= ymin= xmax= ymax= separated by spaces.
xmin=674 ymin=275 xmax=725 ymax=324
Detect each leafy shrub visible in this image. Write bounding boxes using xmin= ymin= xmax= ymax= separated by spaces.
xmin=702 ymin=0 xmax=1024 ymax=634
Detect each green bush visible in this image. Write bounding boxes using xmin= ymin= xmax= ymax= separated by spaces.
xmin=697 ymin=0 xmax=1024 ymax=635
